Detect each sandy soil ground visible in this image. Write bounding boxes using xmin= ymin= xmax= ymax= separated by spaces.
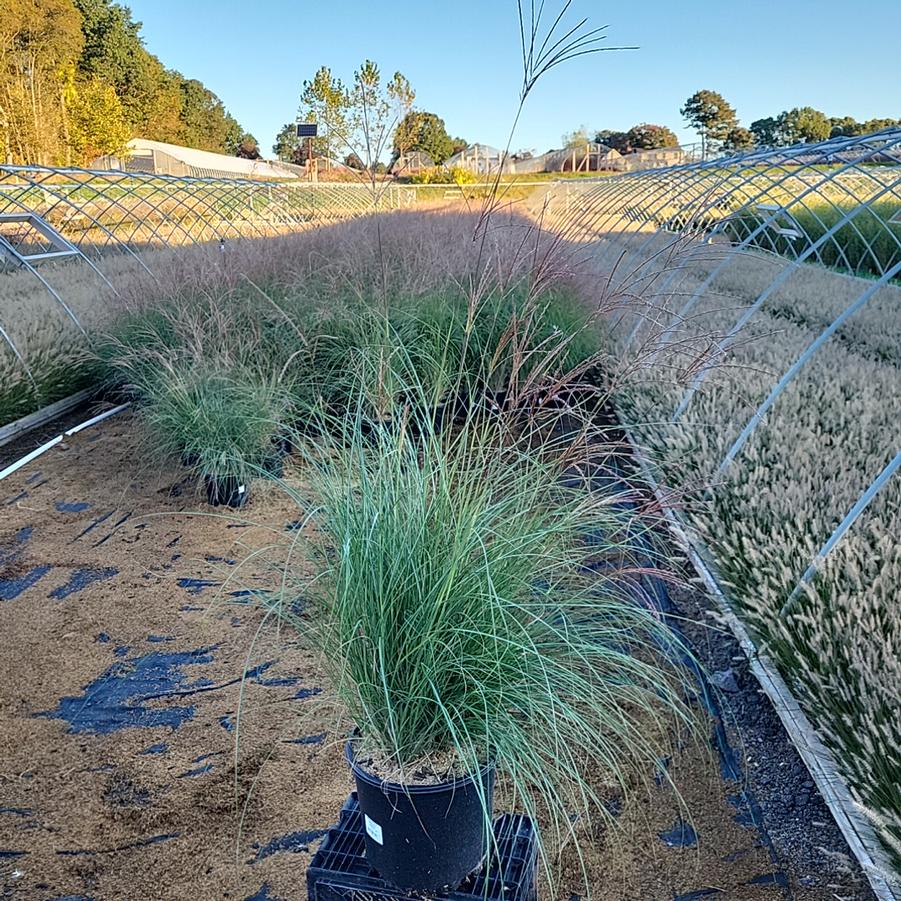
xmin=0 ymin=413 xmax=876 ymax=900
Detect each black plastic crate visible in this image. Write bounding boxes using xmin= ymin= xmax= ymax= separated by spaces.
xmin=308 ymin=794 xmax=537 ymax=901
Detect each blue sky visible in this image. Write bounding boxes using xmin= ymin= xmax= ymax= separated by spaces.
xmin=127 ymin=0 xmax=900 ymax=156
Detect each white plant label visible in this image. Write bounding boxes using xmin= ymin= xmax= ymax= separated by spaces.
xmin=237 ymin=485 xmax=246 ymax=495
xmin=364 ymin=814 xmax=383 ymax=845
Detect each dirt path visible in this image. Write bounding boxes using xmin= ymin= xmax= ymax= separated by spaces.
xmin=0 ymin=414 xmax=876 ymax=900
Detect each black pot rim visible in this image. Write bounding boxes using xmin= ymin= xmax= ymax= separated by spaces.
xmin=345 ymin=738 xmax=493 ymax=796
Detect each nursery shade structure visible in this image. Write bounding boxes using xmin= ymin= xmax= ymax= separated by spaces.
xmin=535 ymin=127 xmax=901 ymax=898
xmin=535 ymin=125 xmax=901 ymax=556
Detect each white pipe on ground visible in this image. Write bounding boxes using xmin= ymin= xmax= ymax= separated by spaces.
xmin=0 ymin=402 xmax=130 ymax=483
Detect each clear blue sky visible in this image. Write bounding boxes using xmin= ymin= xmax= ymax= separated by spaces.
xmin=127 ymin=0 xmax=900 ymax=156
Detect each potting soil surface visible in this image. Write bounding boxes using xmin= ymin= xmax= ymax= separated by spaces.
xmin=0 ymin=414 xmax=877 ymax=900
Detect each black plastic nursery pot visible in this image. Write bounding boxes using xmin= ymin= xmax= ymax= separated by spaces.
xmin=204 ymin=474 xmax=249 ymax=508
xmin=274 ymin=433 xmax=294 ymax=457
xmin=261 ymin=451 xmax=284 ymax=479
xmin=346 ymin=741 xmax=495 ymax=894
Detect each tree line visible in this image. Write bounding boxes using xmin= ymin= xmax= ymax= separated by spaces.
xmin=680 ymin=89 xmax=900 ymax=155
xmin=569 ymin=92 xmax=899 ymax=161
xmin=1 ymin=0 xmax=253 ymax=166
xmin=562 ymin=123 xmax=680 ymax=153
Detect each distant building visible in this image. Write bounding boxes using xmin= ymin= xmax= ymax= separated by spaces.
xmin=543 ymin=143 xmax=622 ymax=172
xmin=389 ymin=150 xmax=435 ymax=176
xmin=444 ymin=144 xmax=504 ymax=175
xmin=446 ymin=140 xmax=688 ymax=176
xmin=613 ymin=147 xmax=686 ymax=171
xmin=92 ymin=139 xmax=306 ymax=180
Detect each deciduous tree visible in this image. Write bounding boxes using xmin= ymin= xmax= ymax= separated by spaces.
xmin=829 ymin=116 xmax=862 ymax=138
xmin=0 ymin=0 xmax=83 ymax=164
xmin=176 ymin=77 xmax=238 ymax=153
xmin=298 ymin=66 xmax=349 ymax=162
xmin=273 ymin=121 xmax=304 ymax=163
xmin=392 ymin=111 xmax=455 ymax=164
xmin=562 ymin=126 xmax=590 ymax=148
xmin=626 ymin=123 xmax=679 ymax=150
xmin=594 ymin=129 xmax=630 ymax=153
xmin=67 ymin=77 xmax=130 ymax=163
xmin=722 ymin=126 xmax=756 ymax=151
xmin=750 ymin=117 xmax=779 ymax=147
xmin=1 ymin=0 xmax=249 ymax=163
xmin=776 ymin=107 xmax=831 ymax=144
xmin=346 ymin=61 xmax=414 ymax=186
xmin=235 ymin=133 xmax=261 ymax=159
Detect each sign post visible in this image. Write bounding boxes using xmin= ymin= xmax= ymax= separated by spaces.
xmin=296 ymin=123 xmax=318 ymax=180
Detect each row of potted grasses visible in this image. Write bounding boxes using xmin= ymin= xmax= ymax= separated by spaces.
xmin=96 ymin=280 xmax=607 ymax=503
xmin=97 ymin=271 xmax=700 ymax=893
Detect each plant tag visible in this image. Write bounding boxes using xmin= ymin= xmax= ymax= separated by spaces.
xmin=364 ymin=814 xmax=383 ymax=845
xmin=237 ymin=484 xmax=246 ymax=495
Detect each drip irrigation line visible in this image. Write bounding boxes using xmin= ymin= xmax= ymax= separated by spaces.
xmin=0 ymin=436 xmax=62 ymax=482
xmin=64 ymin=403 xmax=130 ymax=437
xmin=0 ymin=402 xmax=130 ymax=484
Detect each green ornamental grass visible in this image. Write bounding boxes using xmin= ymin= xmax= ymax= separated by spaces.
xmin=269 ymin=400 xmax=697 ymax=881
xmin=142 ymin=361 xmax=292 ymax=483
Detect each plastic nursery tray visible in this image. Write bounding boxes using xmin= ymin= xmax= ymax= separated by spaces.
xmin=307 ymin=794 xmax=537 ymax=901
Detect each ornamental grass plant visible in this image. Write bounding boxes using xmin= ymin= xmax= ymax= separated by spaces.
xmin=257 ymin=358 xmax=698 ymax=885
xmin=141 ymin=359 xmax=293 ymax=485
xmin=600 ymin=229 xmax=901 ymax=873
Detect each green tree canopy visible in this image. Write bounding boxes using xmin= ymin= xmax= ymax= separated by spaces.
xmin=829 ymin=116 xmax=862 ymax=138
xmin=68 ymin=76 xmax=131 ymax=161
xmin=750 ymin=116 xmax=779 ymax=147
xmin=295 ymin=60 xmax=414 ymax=179
xmin=0 ymin=0 xmax=83 ymax=164
xmin=722 ymin=126 xmax=756 ymax=151
xmin=235 ymin=133 xmax=261 ymax=159
xmin=562 ymin=126 xmax=591 ymax=148
xmin=776 ymin=107 xmax=831 ymax=144
xmin=347 ymin=61 xmax=414 ymax=173
xmin=594 ymin=129 xmax=631 ymax=153
xmin=175 ymin=77 xmax=240 ymax=153
xmin=680 ymin=89 xmax=738 ymax=156
xmin=73 ymin=0 xmax=147 ymax=127
xmin=298 ymin=65 xmax=349 ymax=160
xmin=273 ymin=121 xmax=304 ymax=163
xmin=861 ymin=117 xmax=901 ymax=132
xmin=392 ymin=111 xmax=456 ymax=164
xmin=72 ymin=0 xmax=246 ymax=149
xmin=626 ymin=123 xmax=679 ymax=150
xmin=1 ymin=0 xmax=249 ymax=164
